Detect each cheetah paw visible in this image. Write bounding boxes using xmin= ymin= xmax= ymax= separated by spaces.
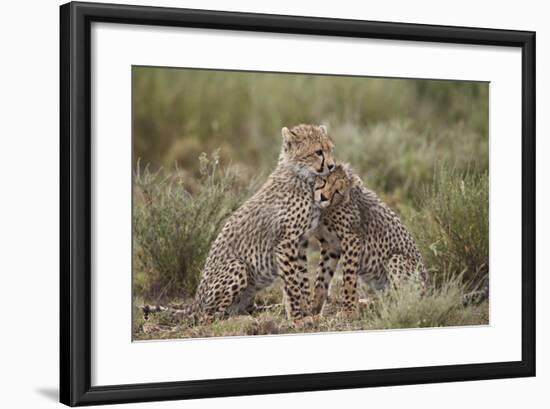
xmin=291 ymin=316 xmax=315 ymax=328
xmin=336 ymin=309 xmax=360 ymax=321
xmin=358 ymin=298 xmax=374 ymax=310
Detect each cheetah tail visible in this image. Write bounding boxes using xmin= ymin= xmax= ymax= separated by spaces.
xmin=141 ymin=302 xmax=201 ymax=322
xmin=462 ymin=285 xmax=489 ymax=307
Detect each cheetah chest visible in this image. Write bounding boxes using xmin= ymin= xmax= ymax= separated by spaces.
xmin=303 ymin=206 xmax=321 ymax=238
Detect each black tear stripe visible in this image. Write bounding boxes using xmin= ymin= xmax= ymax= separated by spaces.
xmin=317 ymin=152 xmax=325 ymax=173
xmin=315 ymin=179 xmax=327 ymax=192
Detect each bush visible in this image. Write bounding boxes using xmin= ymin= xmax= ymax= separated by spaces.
xmin=404 ymin=167 xmax=489 ymax=289
xmin=133 ymin=152 xmax=257 ymax=301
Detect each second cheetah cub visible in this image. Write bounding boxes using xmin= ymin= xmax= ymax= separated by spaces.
xmin=311 ymin=163 xmax=428 ymax=317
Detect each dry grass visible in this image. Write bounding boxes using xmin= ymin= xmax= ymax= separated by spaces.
xmin=134 ymin=298 xmax=488 ymax=341
xmin=133 ymin=270 xmax=488 ymax=340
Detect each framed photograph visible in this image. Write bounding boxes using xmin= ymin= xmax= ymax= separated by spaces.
xmin=60 ymin=1 xmax=535 ymax=406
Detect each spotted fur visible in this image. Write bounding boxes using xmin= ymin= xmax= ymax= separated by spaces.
xmin=462 ymin=284 xmax=489 ymax=306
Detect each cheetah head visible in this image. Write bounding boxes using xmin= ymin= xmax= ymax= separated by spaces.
xmin=279 ymin=124 xmax=335 ymax=177
xmin=314 ymin=164 xmax=352 ymax=208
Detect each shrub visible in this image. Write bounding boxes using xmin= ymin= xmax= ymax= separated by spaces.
xmin=133 ymin=152 xmax=257 ymax=301
xmin=404 ymin=167 xmax=489 ymax=289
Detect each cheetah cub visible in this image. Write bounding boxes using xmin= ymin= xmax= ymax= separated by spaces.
xmin=194 ymin=124 xmax=335 ymax=320
xmin=311 ymin=163 xmax=428 ymax=317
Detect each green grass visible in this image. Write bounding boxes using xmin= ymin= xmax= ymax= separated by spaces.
xmin=132 ymin=67 xmax=489 ymax=338
xmin=367 ymin=277 xmax=487 ymax=330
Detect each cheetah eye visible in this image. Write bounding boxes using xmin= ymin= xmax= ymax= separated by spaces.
xmin=315 ymin=149 xmax=323 ymax=156
xmin=334 ymin=190 xmax=343 ymax=197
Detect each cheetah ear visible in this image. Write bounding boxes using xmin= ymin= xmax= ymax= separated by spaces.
xmin=281 ymin=127 xmax=297 ymax=145
xmin=319 ymin=125 xmax=328 ymax=135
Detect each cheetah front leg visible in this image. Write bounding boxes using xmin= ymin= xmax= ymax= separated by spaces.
xmin=312 ymin=238 xmax=341 ymax=315
xmin=297 ymin=238 xmax=312 ymax=316
xmin=275 ymin=238 xmax=305 ymax=320
xmin=340 ymin=235 xmax=363 ymax=319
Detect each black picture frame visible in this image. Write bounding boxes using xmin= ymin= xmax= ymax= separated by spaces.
xmin=60 ymin=1 xmax=536 ymax=406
